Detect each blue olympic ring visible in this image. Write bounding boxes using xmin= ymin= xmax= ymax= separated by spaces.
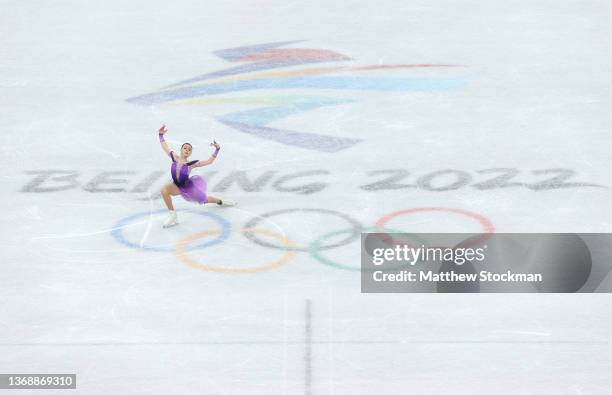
xmin=111 ymin=209 xmax=231 ymax=252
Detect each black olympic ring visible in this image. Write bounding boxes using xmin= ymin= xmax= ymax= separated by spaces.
xmin=242 ymin=208 xmax=363 ymax=252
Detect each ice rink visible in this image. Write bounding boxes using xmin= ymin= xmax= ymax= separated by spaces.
xmin=2 ymin=0 xmax=612 ymax=393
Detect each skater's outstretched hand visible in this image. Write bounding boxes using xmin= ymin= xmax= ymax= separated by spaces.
xmin=191 ymin=141 xmax=221 ymax=168
xmin=158 ymin=124 xmax=171 ymax=157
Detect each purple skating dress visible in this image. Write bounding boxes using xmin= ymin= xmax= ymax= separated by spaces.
xmin=170 ymin=151 xmax=208 ymax=204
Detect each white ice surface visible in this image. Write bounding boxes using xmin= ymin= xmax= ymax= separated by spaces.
xmin=1 ymin=0 xmax=612 ymax=394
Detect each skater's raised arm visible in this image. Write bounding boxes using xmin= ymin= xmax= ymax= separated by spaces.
xmin=191 ymin=141 xmax=220 ymax=168
xmin=158 ymin=124 xmax=172 ymax=158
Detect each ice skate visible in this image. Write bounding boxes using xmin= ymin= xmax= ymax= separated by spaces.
xmin=162 ymin=210 xmax=178 ymax=228
xmin=218 ymin=199 xmax=236 ymax=207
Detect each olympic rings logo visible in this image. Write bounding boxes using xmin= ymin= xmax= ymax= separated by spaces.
xmin=111 ymin=207 xmax=495 ymax=273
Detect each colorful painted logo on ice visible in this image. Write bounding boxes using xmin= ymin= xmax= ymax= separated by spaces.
xmin=126 ymin=41 xmax=470 ymax=152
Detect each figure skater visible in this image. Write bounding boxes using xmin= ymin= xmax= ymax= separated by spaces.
xmin=158 ymin=124 xmax=234 ymax=228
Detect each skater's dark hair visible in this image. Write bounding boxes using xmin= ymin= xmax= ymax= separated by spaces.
xmin=181 ymin=142 xmax=192 ymax=149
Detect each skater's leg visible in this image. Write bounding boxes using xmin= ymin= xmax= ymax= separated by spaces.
xmin=161 ymin=183 xmax=180 ymax=210
xmin=206 ymin=195 xmax=221 ymax=205
xmin=161 ymin=183 xmax=181 ymax=228
xmin=207 ymin=195 xmax=236 ymax=206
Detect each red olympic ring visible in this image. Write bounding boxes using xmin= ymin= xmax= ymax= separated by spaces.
xmin=375 ymin=207 xmax=495 ymax=248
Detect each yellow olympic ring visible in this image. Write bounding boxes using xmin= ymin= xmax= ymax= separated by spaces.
xmin=175 ymin=227 xmax=298 ymax=273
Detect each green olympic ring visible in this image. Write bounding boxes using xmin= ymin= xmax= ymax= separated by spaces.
xmin=309 ymin=227 xmax=428 ymax=272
